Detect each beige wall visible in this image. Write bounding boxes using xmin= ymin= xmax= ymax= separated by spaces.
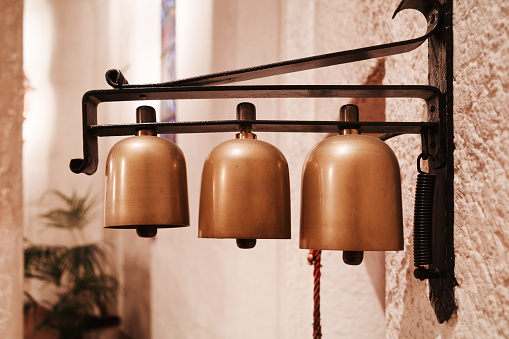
xmin=0 ymin=0 xmax=24 ymax=338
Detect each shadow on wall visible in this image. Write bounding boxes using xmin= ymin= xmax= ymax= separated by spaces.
xmin=350 ymin=58 xmax=386 ymax=125
xmin=326 ymin=58 xmax=386 ymax=138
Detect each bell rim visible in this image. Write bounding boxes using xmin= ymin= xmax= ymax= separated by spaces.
xmin=104 ymin=224 xmax=189 ymax=229
xmin=198 ymin=234 xmax=291 ymax=239
xmin=298 ymin=243 xmax=404 ymax=251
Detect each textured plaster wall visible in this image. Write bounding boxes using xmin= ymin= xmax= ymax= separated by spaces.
xmin=385 ymin=0 xmax=509 ymax=337
xmin=0 ymin=0 xmax=24 ymax=338
xmin=452 ymin=0 xmax=509 ymax=336
xmin=383 ymin=1 xmax=443 ymax=336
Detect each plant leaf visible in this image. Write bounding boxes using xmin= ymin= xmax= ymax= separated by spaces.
xmin=59 ymin=244 xmax=108 ymax=281
xmin=24 ymin=245 xmax=67 ymax=285
xmin=39 ymin=190 xmax=98 ymax=230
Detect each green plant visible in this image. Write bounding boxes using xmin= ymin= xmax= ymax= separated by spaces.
xmin=24 ymin=190 xmax=119 ymax=339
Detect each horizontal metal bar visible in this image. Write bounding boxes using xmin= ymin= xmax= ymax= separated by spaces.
xmin=91 ymin=120 xmax=438 ymax=137
xmin=86 ymin=85 xmax=440 ymax=103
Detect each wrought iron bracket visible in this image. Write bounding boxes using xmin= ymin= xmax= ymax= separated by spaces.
xmin=70 ymin=0 xmax=455 ymax=323
xmin=423 ymin=0 xmax=457 ymax=324
xmin=70 ymin=85 xmax=441 ymax=175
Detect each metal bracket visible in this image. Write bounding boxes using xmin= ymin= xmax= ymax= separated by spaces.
xmin=71 ymin=0 xmax=442 ymax=175
xmin=423 ymin=0 xmax=457 ymax=324
xmin=70 ymin=85 xmax=441 ymax=175
xmin=70 ymin=0 xmax=455 ymax=323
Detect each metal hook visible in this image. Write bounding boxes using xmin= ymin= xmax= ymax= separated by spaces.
xmin=106 ymin=69 xmax=129 ymax=88
xmin=417 ymin=152 xmax=436 ymax=174
xmin=417 ymin=153 xmax=427 ymax=174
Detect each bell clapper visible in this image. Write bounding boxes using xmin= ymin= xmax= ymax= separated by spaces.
xmin=137 ymin=226 xmax=157 ymax=238
xmin=343 ymin=251 xmax=364 ymax=265
xmin=236 ymin=238 xmax=257 ymax=249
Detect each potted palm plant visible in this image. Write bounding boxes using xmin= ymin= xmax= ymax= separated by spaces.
xmin=24 ymin=190 xmax=120 ymax=339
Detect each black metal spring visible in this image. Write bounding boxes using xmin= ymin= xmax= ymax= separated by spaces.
xmin=413 ymin=155 xmax=436 ymax=267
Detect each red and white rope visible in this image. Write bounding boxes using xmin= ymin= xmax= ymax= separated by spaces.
xmin=307 ymin=249 xmax=322 ymax=339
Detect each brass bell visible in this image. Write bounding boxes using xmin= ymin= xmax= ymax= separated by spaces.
xmin=300 ymin=104 xmax=403 ymax=264
xmin=198 ymin=102 xmax=291 ymax=249
xmin=104 ymin=106 xmax=189 ymax=238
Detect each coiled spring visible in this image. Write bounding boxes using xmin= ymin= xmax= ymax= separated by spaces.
xmin=413 ymin=153 xmax=436 ymax=267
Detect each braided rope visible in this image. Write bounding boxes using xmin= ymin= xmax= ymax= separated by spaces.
xmin=307 ymin=249 xmax=322 ymax=339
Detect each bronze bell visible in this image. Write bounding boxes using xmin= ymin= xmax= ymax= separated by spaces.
xmin=300 ymin=104 xmax=403 ymax=264
xmin=104 ymin=106 xmax=189 ymax=238
xmin=198 ymin=102 xmax=291 ymax=249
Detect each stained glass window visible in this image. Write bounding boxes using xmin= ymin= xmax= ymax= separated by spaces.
xmin=161 ymin=0 xmax=176 ymax=141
